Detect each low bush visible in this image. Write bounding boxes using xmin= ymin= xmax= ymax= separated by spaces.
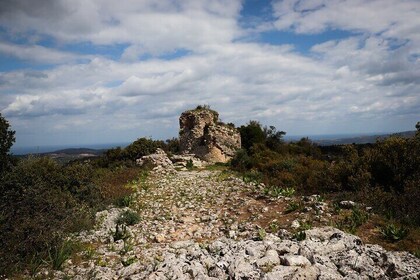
xmin=233 ymin=120 xmax=420 ymax=228
xmin=116 ymin=210 xmax=141 ymax=226
xmin=0 ymin=157 xmax=98 ymax=275
xmin=380 ymin=224 xmax=409 ymax=242
xmin=293 ymin=231 xmax=307 ymax=241
xmin=336 ymin=208 xmax=369 ymax=234
xmin=285 ymin=200 xmax=301 ymax=213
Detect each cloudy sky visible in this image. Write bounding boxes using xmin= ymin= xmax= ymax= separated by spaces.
xmin=0 ymin=0 xmax=419 ymax=149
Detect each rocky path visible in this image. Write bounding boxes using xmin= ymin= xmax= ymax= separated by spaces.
xmin=50 ymin=169 xmax=420 ymax=279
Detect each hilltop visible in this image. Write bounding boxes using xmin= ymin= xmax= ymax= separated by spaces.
xmin=44 ymin=165 xmax=420 ymax=279
xmin=1 ymin=107 xmax=419 ymax=279
xmin=314 ymin=131 xmax=416 ymax=146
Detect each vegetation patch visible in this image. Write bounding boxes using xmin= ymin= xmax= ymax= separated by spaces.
xmin=284 ymin=200 xmax=302 ymax=214
xmin=380 ymin=224 xmax=409 ymax=242
xmin=336 ymin=208 xmax=369 ymax=234
xmin=116 ymin=210 xmax=141 ymax=226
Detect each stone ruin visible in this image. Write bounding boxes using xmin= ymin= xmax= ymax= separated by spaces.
xmin=135 ymin=107 xmax=241 ymax=170
xmin=178 ymin=107 xmax=241 ymax=163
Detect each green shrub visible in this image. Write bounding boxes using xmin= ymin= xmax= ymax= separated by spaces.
xmin=99 ymin=138 xmax=165 ymax=166
xmin=293 ymin=231 xmax=306 ymax=241
xmin=0 ymin=113 xmax=16 ymax=175
xmin=115 ymin=195 xmax=135 ymax=208
xmin=0 ymin=157 xmax=97 ymax=275
xmin=238 ymin=121 xmax=266 ymax=152
xmin=242 ymin=170 xmax=262 ymax=184
xmin=186 ymin=159 xmax=194 ymax=169
xmin=231 ymin=149 xmax=252 ymax=171
xmin=285 ymin=201 xmax=301 ymax=213
xmin=116 ymin=210 xmax=141 ymax=226
xmin=380 ymin=224 xmax=409 ymax=242
xmin=336 ymin=208 xmax=369 ymax=234
xmin=123 ymin=138 xmax=165 ymax=161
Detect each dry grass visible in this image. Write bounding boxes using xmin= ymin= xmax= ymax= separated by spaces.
xmin=94 ymin=167 xmax=144 ymax=205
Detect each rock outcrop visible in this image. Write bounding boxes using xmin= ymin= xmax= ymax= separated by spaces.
xmin=47 ymin=170 xmax=420 ymax=280
xmin=136 ymin=148 xmax=175 ymax=174
xmin=179 ymin=107 xmax=241 ymax=163
xmin=171 ymin=154 xmax=206 ymax=169
xmin=144 ymin=227 xmax=420 ymax=279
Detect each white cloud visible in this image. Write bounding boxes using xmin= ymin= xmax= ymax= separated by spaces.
xmin=0 ymin=0 xmax=419 ymax=147
xmin=3 ymin=40 xmax=417 ymax=140
xmin=272 ymin=0 xmax=420 ymax=45
xmin=0 ymin=0 xmax=243 ymax=56
xmin=0 ymin=42 xmax=88 ymax=64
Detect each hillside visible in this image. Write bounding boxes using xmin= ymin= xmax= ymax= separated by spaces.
xmin=42 ymin=148 xmax=103 ymax=163
xmin=314 ymin=131 xmax=416 ymax=145
xmin=44 ymin=164 xmax=420 ymax=279
xmin=1 ymin=109 xmax=419 ymax=279
xmin=46 ymin=148 xmax=104 ymax=155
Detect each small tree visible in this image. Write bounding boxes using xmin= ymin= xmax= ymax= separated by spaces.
xmin=264 ymin=125 xmax=286 ymax=152
xmin=0 ymin=113 xmax=15 ymax=174
xmin=238 ymin=121 xmax=266 ymax=152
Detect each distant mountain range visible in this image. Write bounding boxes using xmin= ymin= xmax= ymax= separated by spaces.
xmin=15 ymin=130 xmax=417 ymax=162
xmin=44 ymin=148 xmax=105 ymax=155
xmin=38 ymin=148 xmax=105 ymax=164
xmin=312 ymin=130 xmax=416 ymax=146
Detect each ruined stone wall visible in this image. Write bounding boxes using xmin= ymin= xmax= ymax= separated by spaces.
xmin=179 ymin=108 xmax=241 ymax=163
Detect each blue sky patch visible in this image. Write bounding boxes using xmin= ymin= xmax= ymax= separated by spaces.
xmin=259 ymin=29 xmax=358 ymax=54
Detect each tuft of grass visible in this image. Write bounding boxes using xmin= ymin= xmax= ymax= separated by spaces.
xmin=264 ymin=186 xmax=296 ymax=198
xmin=242 ymin=170 xmax=262 ymax=184
xmin=332 ymin=201 xmax=342 ymax=215
xmin=83 ymin=245 xmax=96 ymax=260
xmin=293 ymin=231 xmax=306 ymax=241
xmin=285 ymin=200 xmax=301 ymax=214
xmin=120 ymin=238 xmax=134 ymax=255
xmin=112 ymin=224 xmax=131 ymax=242
xmin=121 ymin=256 xmax=137 ymax=267
xmin=186 ymin=159 xmax=194 ymax=170
xmin=380 ymin=223 xmax=409 ymax=242
xmin=299 ymin=221 xmax=312 ymax=230
xmin=268 ymin=220 xmax=280 ymax=233
xmin=28 ymin=253 xmax=44 ymax=276
xmin=280 ymin=187 xmax=296 ymax=197
xmin=115 ymin=195 xmax=135 ymax=208
xmin=205 ymin=162 xmax=229 ymax=171
xmin=336 ymin=207 xmax=369 ymax=234
xmin=256 ymin=228 xmax=266 ymax=241
xmin=47 ymin=240 xmax=79 ymax=270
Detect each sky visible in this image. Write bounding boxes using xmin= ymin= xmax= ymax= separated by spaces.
xmin=0 ymin=0 xmax=419 ymax=149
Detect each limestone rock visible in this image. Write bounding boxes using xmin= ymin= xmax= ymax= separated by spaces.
xmin=136 ymin=148 xmax=175 ymax=173
xmin=280 ymin=255 xmax=311 ymax=267
xmin=179 ymin=107 xmax=241 ymax=163
xmin=171 ymin=154 xmax=205 ymax=168
xmin=339 ymin=200 xmax=357 ymax=209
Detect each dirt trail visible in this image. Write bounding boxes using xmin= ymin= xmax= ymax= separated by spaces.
xmin=46 ymin=169 xmax=420 ymax=279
